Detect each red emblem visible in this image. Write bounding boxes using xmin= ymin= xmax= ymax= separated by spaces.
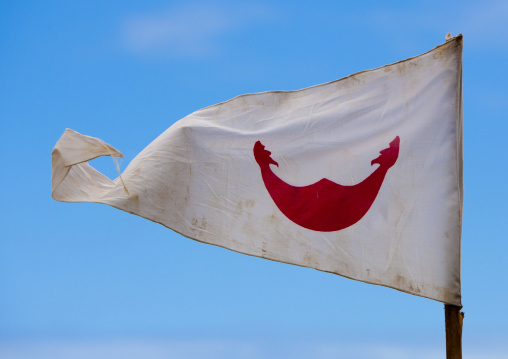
xmin=254 ymin=137 xmax=400 ymax=232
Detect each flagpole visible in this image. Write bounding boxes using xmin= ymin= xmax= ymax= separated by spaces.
xmin=445 ymin=304 xmax=464 ymax=359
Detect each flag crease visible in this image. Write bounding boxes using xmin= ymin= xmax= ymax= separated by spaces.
xmin=52 ymin=36 xmax=463 ymax=305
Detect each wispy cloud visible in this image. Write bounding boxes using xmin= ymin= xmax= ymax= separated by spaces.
xmin=121 ymin=3 xmax=275 ymax=58
xmin=338 ymin=0 xmax=508 ymax=52
xmin=457 ymin=0 xmax=508 ymax=49
xmin=1 ymin=338 xmax=506 ymax=359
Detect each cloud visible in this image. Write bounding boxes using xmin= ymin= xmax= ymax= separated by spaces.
xmin=337 ymin=0 xmax=508 ymax=53
xmin=0 ymin=339 xmax=257 ymax=359
xmin=457 ymin=0 xmax=508 ymax=49
xmin=121 ymin=3 xmax=274 ymax=58
xmin=1 ymin=338 xmax=507 ymax=359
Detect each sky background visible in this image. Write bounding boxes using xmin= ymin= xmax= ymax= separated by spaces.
xmin=1 ymin=0 xmax=507 ymax=358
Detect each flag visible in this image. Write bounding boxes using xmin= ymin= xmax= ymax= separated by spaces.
xmin=52 ymin=36 xmax=463 ymax=305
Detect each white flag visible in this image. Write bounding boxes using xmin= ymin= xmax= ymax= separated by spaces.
xmin=52 ymin=36 xmax=463 ymax=305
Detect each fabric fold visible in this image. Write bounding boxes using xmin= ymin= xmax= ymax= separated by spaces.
xmin=51 ymin=36 xmax=463 ymax=305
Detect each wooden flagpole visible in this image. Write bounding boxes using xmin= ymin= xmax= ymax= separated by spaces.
xmin=445 ymin=304 xmax=464 ymax=359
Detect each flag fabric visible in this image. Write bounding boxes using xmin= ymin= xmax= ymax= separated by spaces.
xmin=52 ymin=36 xmax=463 ymax=305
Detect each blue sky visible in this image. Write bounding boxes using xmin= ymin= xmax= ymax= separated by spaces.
xmin=1 ymin=1 xmax=507 ymax=358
